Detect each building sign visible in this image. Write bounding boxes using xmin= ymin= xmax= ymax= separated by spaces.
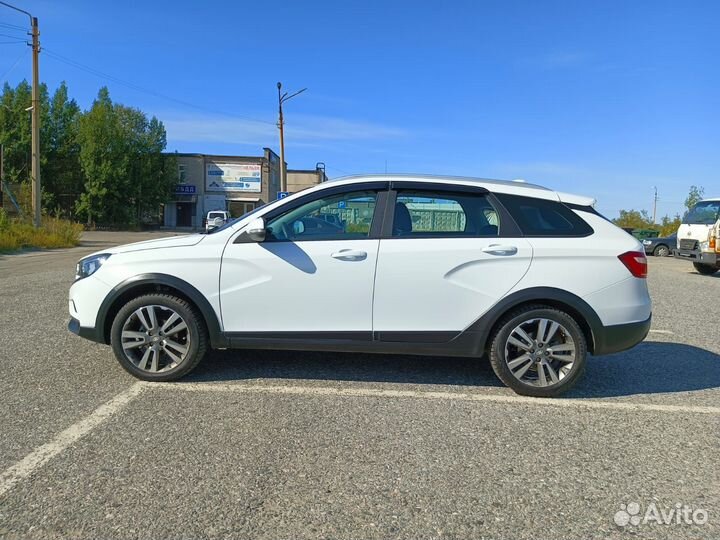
xmin=174 ymin=184 xmax=197 ymax=194
xmin=206 ymin=162 xmax=262 ymax=192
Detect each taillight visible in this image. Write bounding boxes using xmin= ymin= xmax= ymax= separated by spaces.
xmin=618 ymin=251 xmax=648 ymax=278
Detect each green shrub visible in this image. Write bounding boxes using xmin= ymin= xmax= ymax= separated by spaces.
xmin=0 ymin=215 xmax=83 ymax=252
xmin=0 ymin=208 xmax=9 ymax=231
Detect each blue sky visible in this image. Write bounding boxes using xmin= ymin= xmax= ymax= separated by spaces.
xmin=1 ymin=0 xmax=718 ymax=218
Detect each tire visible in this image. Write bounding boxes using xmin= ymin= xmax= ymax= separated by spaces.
xmin=693 ymin=263 xmax=719 ymax=276
xmin=110 ymin=293 xmax=208 ymax=381
xmin=653 ymin=244 xmax=669 ymax=257
xmin=488 ymin=305 xmax=587 ymax=398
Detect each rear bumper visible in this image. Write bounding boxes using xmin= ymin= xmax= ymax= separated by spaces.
xmin=68 ymin=317 xmax=104 ymax=344
xmin=592 ymin=315 xmax=651 ymax=356
xmin=674 ymin=249 xmax=718 ymax=265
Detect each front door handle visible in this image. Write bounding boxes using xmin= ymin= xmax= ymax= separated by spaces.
xmin=331 ymin=249 xmax=367 ymax=261
xmin=482 ymin=244 xmax=518 ymax=256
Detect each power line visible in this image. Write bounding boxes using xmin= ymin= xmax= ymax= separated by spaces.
xmin=0 ymin=47 xmax=26 ymax=82
xmin=43 ymin=48 xmax=276 ymax=126
xmin=325 ymin=165 xmax=353 ymax=175
xmin=0 ymin=40 xmax=26 ymax=44
xmin=0 ymin=21 xmax=26 ymax=31
xmin=0 ymin=31 xmax=25 ymax=39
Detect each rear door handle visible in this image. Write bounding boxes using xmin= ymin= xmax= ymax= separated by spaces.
xmin=331 ymin=249 xmax=367 ymax=261
xmin=482 ymin=244 xmax=518 ymax=256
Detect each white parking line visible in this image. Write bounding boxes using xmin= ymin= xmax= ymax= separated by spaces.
xmin=2 ymin=378 xmax=716 ymax=499
xmin=0 ymin=382 xmax=147 ymax=498
xmin=158 ymin=382 xmax=720 ymax=416
xmin=649 ymin=329 xmax=674 ymax=335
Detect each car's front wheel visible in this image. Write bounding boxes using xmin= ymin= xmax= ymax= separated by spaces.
xmin=489 ymin=306 xmax=587 ymax=397
xmin=693 ymin=263 xmax=719 ymax=276
xmin=110 ymin=293 xmax=208 ymax=381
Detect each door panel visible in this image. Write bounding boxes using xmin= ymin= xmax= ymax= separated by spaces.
xmin=373 ymin=237 xmax=533 ymax=332
xmin=220 ymin=187 xmax=384 ymax=334
xmin=220 ymin=240 xmax=379 ymax=332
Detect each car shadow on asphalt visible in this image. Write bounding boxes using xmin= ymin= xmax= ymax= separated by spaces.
xmin=569 ymin=340 xmax=720 ymax=398
xmin=189 ymin=348 xmax=502 ymax=388
xmin=183 ymin=340 xmax=720 ymax=398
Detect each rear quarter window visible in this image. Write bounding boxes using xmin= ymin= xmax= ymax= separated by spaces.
xmin=495 ymin=194 xmax=594 ymax=237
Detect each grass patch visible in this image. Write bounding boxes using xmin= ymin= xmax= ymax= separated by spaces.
xmin=0 ymin=209 xmax=84 ymax=252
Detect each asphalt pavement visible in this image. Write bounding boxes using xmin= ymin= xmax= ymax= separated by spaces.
xmin=0 ymin=233 xmax=718 ymax=539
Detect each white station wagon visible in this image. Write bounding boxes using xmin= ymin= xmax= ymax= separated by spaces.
xmin=69 ymin=175 xmax=652 ymax=397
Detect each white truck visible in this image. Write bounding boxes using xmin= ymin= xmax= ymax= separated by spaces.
xmin=674 ymin=197 xmax=720 ymax=275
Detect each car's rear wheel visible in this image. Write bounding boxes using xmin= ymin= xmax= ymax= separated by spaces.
xmin=693 ymin=263 xmax=719 ymax=275
xmin=489 ymin=306 xmax=587 ymax=397
xmin=110 ymin=294 xmax=207 ymax=381
xmin=653 ymin=244 xmax=669 ymax=257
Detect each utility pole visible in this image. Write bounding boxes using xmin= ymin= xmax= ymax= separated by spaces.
xmin=30 ymin=16 xmax=40 ymax=228
xmin=276 ymin=82 xmax=306 ymax=193
xmin=276 ymin=83 xmax=286 ymax=192
xmin=652 ymin=186 xmax=658 ymax=225
xmin=0 ymin=2 xmax=40 ymax=227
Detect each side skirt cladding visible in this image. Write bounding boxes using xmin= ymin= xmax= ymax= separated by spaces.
xmin=225 ymin=287 xmax=604 ymax=357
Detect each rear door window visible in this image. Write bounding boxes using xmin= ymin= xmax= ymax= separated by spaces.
xmin=391 ymin=191 xmax=500 ymax=237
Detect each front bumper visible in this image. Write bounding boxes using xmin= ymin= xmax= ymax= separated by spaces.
xmin=592 ymin=315 xmax=651 ymax=356
xmin=68 ymin=317 xmax=105 ymax=344
xmin=673 ymin=248 xmax=718 ymax=265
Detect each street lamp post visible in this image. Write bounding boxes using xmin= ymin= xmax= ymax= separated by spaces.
xmin=276 ymin=82 xmax=306 ymax=193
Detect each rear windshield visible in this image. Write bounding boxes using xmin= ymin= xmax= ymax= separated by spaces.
xmin=208 ymin=212 xmax=226 ymax=219
xmin=683 ymin=201 xmax=720 ymax=225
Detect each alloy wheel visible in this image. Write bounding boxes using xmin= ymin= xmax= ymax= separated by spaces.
xmin=120 ymin=305 xmax=190 ymax=373
xmin=504 ymin=317 xmax=576 ymax=387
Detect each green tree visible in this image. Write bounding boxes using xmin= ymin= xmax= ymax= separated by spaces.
xmin=659 ymin=214 xmax=681 ymax=236
xmin=0 ymin=81 xmax=34 ymax=184
xmin=76 ymin=87 xmax=173 ymax=226
xmin=612 ymin=209 xmax=654 ymax=230
xmin=684 ymin=185 xmax=705 ymax=211
xmin=42 ymin=82 xmax=83 ymax=215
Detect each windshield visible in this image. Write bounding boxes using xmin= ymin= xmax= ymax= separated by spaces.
xmin=683 ymin=201 xmax=720 ymax=225
xmin=208 ymin=212 xmax=225 ymax=219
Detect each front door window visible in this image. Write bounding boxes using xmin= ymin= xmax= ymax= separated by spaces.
xmin=265 ymin=190 xmax=378 ymax=242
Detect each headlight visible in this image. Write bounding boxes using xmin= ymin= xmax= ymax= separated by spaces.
xmin=699 ymin=241 xmax=709 ymax=251
xmin=75 ymin=254 xmax=111 ymax=281
xmin=642 ymin=240 xmax=652 ymax=245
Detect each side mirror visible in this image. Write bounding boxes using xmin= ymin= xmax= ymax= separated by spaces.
xmin=245 ymin=217 xmax=266 ymax=242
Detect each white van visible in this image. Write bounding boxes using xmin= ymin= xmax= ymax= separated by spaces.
xmin=674 ymin=198 xmax=720 ymax=275
xmin=205 ymin=210 xmax=230 ymax=233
